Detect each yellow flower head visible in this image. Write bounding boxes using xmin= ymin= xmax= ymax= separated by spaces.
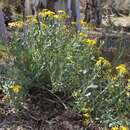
xmin=120 ymin=126 xmax=129 ymax=130
xmin=83 ymin=113 xmax=91 ymax=119
xmin=96 ymin=57 xmax=111 ymax=67
xmin=83 ymin=39 xmax=96 ymax=46
xmin=80 ymin=20 xmax=88 ymax=27
xmin=111 ymin=126 xmax=119 ymax=130
xmin=116 ymin=64 xmax=128 ymax=76
xmin=10 ymin=84 xmax=22 ymax=93
xmin=79 ymin=32 xmax=88 ymax=38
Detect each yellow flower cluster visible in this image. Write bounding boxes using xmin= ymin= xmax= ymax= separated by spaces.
xmin=39 ymin=10 xmax=55 ymax=17
xmin=81 ymin=106 xmax=91 ymax=126
xmin=111 ymin=126 xmax=129 ymax=130
xmin=10 ymin=84 xmax=22 ymax=93
xmin=120 ymin=126 xmax=129 ymax=130
xmin=8 ymin=21 xmax=24 ymax=29
xmin=39 ymin=10 xmax=68 ymax=20
xmin=79 ymin=32 xmax=88 ymax=38
xmin=96 ymin=57 xmax=111 ymax=67
xmin=111 ymin=126 xmax=119 ymax=130
xmin=116 ymin=64 xmax=128 ymax=76
xmin=83 ymin=39 xmax=96 ymax=46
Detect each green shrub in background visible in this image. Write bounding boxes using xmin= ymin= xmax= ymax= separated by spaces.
xmin=1 ymin=10 xmax=130 ymax=129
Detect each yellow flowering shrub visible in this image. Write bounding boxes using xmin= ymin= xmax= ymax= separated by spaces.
xmin=2 ymin=9 xmax=129 ymax=129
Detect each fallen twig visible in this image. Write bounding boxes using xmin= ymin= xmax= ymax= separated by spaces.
xmin=43 ymin=87 xmax=68 ymax=110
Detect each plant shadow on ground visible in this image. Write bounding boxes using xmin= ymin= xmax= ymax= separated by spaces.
xmin=0 ymin=87 xmax=100 ymax=130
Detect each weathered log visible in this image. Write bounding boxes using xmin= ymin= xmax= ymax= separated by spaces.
xmin=84 ymin=28 xmax=130 ymax=38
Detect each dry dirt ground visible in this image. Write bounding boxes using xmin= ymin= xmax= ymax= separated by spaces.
xmin=0 ymin=87 xmax=101 ymax=130
xmin=0 ymin=86 xmax=83 ymax=130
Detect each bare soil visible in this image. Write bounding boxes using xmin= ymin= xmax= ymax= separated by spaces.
xmin=0 ymin=87 xmax=84 ymax=130
xmin=0 ymin=86 xmax=102 ymax=130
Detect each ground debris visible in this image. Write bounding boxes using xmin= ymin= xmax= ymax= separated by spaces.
xmin=0 ymin=88 xmax=85 ymax=130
